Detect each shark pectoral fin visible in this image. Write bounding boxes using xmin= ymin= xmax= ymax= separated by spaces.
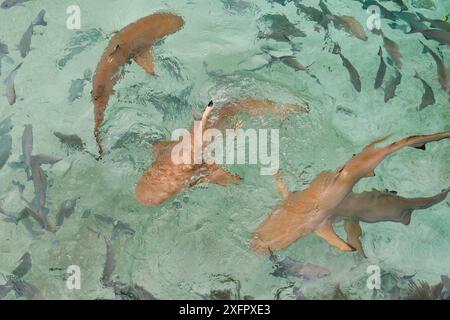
xmin=275 ymin=171 xmax=290 ymax=200
xmin=206 ymin=166 xmax=241 ymax=186
xmin=401 ymin=210 xmax=413 ymax=225
xmin=344 ymin=219 xmax=367 ymax=258
xmin=315 ymin=219 xmax=355 ymax=252
xmin=135 ymin=49 xmax=155 ymax=75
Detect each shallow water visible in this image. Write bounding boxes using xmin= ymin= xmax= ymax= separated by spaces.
xmin=0 ymin=0 xmax=449 ymax=300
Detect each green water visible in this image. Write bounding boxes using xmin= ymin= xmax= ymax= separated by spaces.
xmin=0 ymin=0 xmax=449 ymax=300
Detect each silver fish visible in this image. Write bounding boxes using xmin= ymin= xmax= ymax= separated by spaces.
xmin=0 ymin=116 xmax=12 ymax=135
xmin=382 ymin=34 xmax=402 ymax=68
xmin=18 ymin=9 xmax=47 ymax=58
xmin=21 ymin=124 xmax=33 ymax=179
xmin=416 ymin=13 xmax=450 ymax=33
xmin=12 ymin=280 xmax=44 ymax=300
xmin=374 ymin=46 xmax=387 ymax=89
xmin=421 ymin=41 xmax=450 ymax=101
xmin=0 ymin=282 xmax=14 ymax=299
xmin=384 ymin=69 xmax=402 ymax=102
xmin=385 ymin=0 xmax=408 ymax=11
xmin=0 ymin=134 xmax=12 ymax=170
xmin=54 ymin=132 xmax=85 ymax=151
xmin=68 ymin=69 xmax=92 ymax=103
xmin=101 ymin=236 xmax=116 ymax=287
xmin=0 ymin=43 xmax=14 ymax=75
xmin=3 ymin=62 xmax=22 ymax=105
xmin=55 ymin=198 xmax=79 ymax=228
xmin=1 ymin=0 xmax=32 ymax=9
xmin=332 ymin=43 xmax=361 ymax=92
xmin=414 ymin=72 xmax=435 ymax=111
xmin=270 ymin=251 xmax=330 ymax=282
xmin=30 ymin=154 xmax=62 ymax=210
xmin=12 ymin=252 xmax=32 ymax=279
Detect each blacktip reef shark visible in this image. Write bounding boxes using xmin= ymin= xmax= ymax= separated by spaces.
xmin=251 ymin=131 xmax=450 ymax=255
xmin=92 ymin=12 xmax=185 ymax=159
xmin=135 ymin=97 xmax=308 ymax=206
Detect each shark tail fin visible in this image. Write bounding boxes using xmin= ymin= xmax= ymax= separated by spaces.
xmin=332 ymin=43 xmax=341 ymax=55
xmin=32 ymin=10 xmax=47 ymax=27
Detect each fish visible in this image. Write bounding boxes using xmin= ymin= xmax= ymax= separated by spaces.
xmin=383 ymin=0 xmax=408 ymax=11
xmin=53 ymin=132 xmax=85 ymax=151
xmin=0 ymin=134 xmax=12 ymax=170
xmin=0 ymin=116 xmax=13 ymax=135
xmin=101 ymin=236 xmax=116 ymax=287
xmin=332 ymin=44 xmax=361 ymax=92
xmin=94 ymin=214 xmax=136 ymax=240
xmin=0 ymin=43 xmax=14 ymax=76
xmin=30 ymin=157 xmax=48 ymax=210
xmin=0 ymin=0 xmax=32 ymax=9
xmin=391 ymin=12 xmax=428 ymax=33
xmin=337 ymin=188 xmax=449 ymax=256
xmin=92 ymin=12 xmax=185 ymax=158
xmin=257 ymin=14 xmax=306 ymax=42
xmin=270 ymin=251 xmax=330 ymax=282
xmin=251 ymin=132 xmax=450 ymax=254
xmin=29 ymin=154 xmax=62 ymax=211
xmin=12 ymin=252 xmax=32 ymax=279
xmin=3 ymin=62 xmax=22 ymax=105
xmin=17 ymin=183 xmax=56 ymax=233
xmin=18 ymin=9 xmax=47 ymax=58
xmin=381 ymin=33 xmax=402 ymax=68
xmin=374 ymin=46 xmax=387 ymax=89
xmin=294 ymin=2 xmax=329 ymax=29
xmin=68 ymin=69 xmax=92 ymax=103
xmin=416 ymin=12 xmax=450 ymax=33
xmin=21 ymin=124 xmax=33 ymax=179
xmin=441 ymin=275 xmax=450 ymax=299
xmin=135 ymin=98 xmax=308 ymax=206
xmin=413 ymin=72 xmax=435 ymax=111
xmin=384 ymin=69 xmax=402 ymax=102
xmin=12 ymin=280 xmax=44 ymax=300
xmin=55 ymin=198 xmax=79 ymax=228
xmin=402 ymin=273 xmax=416 ymax=280
xmin=421 ymin=41 xmax=450 ymax=101
xmin=0 ymin=282 xmax=14 ymax=299
xmin=327 ymin=15 xmax=368 ymax=41
xmin=336 ymin=188 xmax=450 ymax=224
xmin=410 ymin=28 xmax=450 ymax=45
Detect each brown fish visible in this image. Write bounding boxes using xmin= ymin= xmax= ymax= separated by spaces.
xmin=327 ymin=15 xmax=368 ymax=41
xmin=135 ymin=98 xmax=308 ymax=206
xmin=250 ymin=131 xmax=450 ymax=254
xmin=92 ymin=12 xmax=185 ymax=158
xmin=338 ymin=188 xmax=449 ymax=257
xmin=421 ymin=41 xmax=450 ymax=102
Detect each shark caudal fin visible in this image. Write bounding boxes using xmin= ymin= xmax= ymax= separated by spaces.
xmin=32 ymin=10 xmax=47 ymax=27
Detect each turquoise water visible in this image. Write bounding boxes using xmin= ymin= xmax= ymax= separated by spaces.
xmin=0 ymin=0 xmax=449 ymax=300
